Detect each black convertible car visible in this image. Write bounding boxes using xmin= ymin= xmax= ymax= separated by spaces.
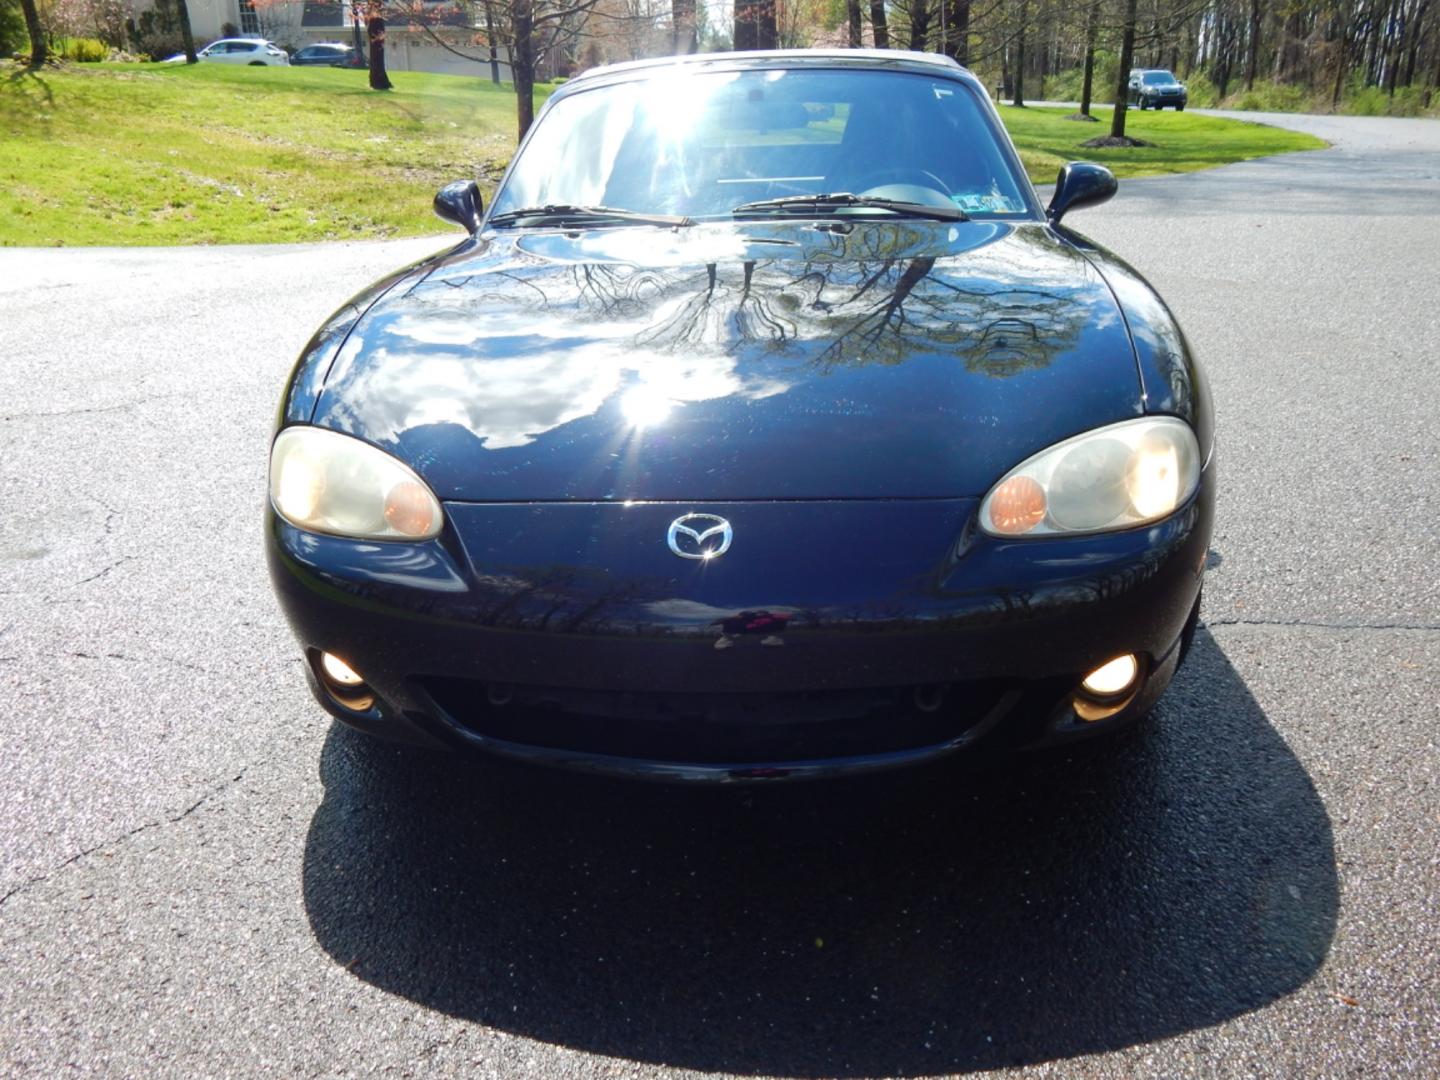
xmin=267 ymin=50 xmax=1215 ymax=781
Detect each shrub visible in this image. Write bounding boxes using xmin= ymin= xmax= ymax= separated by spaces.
xmin=1343 ymin=84 xmax=1435 ymax=117
xmin=1225 ymin=79 xmax=1311 ymax=112
xmin=1 ymin=0 xmax=26 ymax=59
xmin=1043 ymin=53 xmax=1120 ymax=105
xmin=133 ymin=30 xmax=182 ymax=60
xmin=1181 ymin=71 xmax=1219 ymax=108
xmin=129 ymin=0 xmax=196 ymax=60
xmin=57 ymin=35 xmax=109 ymax=62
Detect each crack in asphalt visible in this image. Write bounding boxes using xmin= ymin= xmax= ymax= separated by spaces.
xmin=2 ymin=393 xmax=184 ymax=422
xmin=0 ymin=768 xmax=250 ymax=913
xmin=1206 ymin=617 xmax=1440 ymax=633
xmin=72 ymin=556 xmax=136 ymax=587
xmin=85 ymin=492 xmax=121 ymax=536
xmin=68 ymin=649 xmax=214 ymax=676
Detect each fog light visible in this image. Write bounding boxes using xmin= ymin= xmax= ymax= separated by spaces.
xmin=320 ymin=652 xmax=365 ymax=687
xmin=1081 ymin=654 xmax=1138 ymax=697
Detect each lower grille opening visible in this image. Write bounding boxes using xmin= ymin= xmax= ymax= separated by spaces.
xmin=419 ymin=677 xmax=1011 ymax=765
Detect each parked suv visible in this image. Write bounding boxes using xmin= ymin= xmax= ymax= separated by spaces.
xmin=1127 ymin=69 xmax=1187 ymax=110
xmin=291 ymin=43 xmax=362 ymax=67
xmin=166 ymin=38 xmax=290 ymax=66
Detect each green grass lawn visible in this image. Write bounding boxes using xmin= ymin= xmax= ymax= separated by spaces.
xmin=0 ymin=62 xmax=535 ymax=246
xmin=999 ymin=103 xmax=1327 ymax=183
xmin=1 ymin=63 xmax=1326 ymax=247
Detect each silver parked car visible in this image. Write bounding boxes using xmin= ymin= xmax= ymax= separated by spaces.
xmin=165 ymin=38 xmax=290 ymax=66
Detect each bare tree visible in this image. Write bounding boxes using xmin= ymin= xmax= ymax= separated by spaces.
xmin=177 ymin=0 xmax=197 ymax=63
xmin=940 ymin=0 xmax=970 ymax=65
xmin=1012 ymin=0 xmax=1029 ymax=105
xmin=1110 ymin=0 xmax=1140 ymax=137
xmin=672 ymin=0 xmax=696 ymax=51
xmin=735 ymin=0 xmax=779 ymax=48
xmin=871 ymin=0 xmax=890 ymax=46
xmin=399 ymin=0 xmax=606 ymax=136
xmin=1079 ymin=0 xmax=1102 ymax=115
xmin=1244 ymin=0 xmax=1262 ymax=89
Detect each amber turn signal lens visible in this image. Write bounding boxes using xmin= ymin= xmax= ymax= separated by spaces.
xmin=384 ymin=481 xmax=439 ymax=538
xmin=987 ymin=475 xmax=1047 ymax=535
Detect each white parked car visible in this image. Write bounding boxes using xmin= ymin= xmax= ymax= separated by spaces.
xmin=165 ymin=38 xmax=290 ymax=65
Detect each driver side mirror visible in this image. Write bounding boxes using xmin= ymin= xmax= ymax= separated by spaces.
xmin=434 ymin=179 xmax=484 ymax=233
xmin=1046 ymin=162 xmax=1117 ymax=226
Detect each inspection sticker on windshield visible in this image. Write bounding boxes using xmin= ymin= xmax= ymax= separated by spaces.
xmin=951 ymin=194 xmax=1026 ymax=214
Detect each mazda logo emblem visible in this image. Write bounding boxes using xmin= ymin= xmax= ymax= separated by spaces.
xmin=667 ymin=513 xmax=733 ymax=560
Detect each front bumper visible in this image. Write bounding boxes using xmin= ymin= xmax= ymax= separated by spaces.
xmin=268 ymin=469 xmax=1214 ymax=781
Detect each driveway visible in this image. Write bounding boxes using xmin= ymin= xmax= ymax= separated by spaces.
xmin=1 ymin=112 xmax=1436 ymax=1076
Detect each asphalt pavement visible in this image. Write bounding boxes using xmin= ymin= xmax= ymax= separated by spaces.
xmin=1 ymin=112 xmax=1437 ymax=1077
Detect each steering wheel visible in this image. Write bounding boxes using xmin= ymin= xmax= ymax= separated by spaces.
xmin=843 ymin=167 xmax=950 ymax=195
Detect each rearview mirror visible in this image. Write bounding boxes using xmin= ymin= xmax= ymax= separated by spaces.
xmin=434 ymin=180 xmax=484 ymax=233
xmin=1046 ymin=162 xmax=1117 ymax=226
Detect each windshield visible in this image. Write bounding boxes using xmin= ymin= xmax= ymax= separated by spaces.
xmin=491 ymin=68 xmax=1034 ymax=223
xmin=1143 ymin=71 xmax=1177 ymax=85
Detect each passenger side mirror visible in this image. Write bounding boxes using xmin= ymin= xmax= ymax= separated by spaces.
xmin=1047 ymin=162 xmax=1117 ymax=226
xmin=434 ymin=179 xmax=484 ymax=233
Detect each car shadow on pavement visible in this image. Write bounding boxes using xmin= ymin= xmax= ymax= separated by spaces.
xmin=302 ymin=626 xmax=1336 ymax=1076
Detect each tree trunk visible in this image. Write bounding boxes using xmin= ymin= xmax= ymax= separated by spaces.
xmin=941 ymin=0 xmax=970 ymax=65
xmin=847 ymin=0 xmax=863 ymax=46
xmin=870 ymin=0 xmax=889 ymax=48
xmin=735 ymin=0 xmax=777 ymax=49
xmin=1245 ymin=0 xmax=1261 ymax=90
xmin=1362 ymin=0 xmax=1382 ymax=84
xmin=19 ymin=0 xmax=46 ymax=67
xmin=367 ymin=13 xmax=393 ymax=90
xmin=484 ymin=1 xmax=500 ymax=83
xmin=757 ymin=0 xmax=777 ymax=48
xmin=1331 ymin=11 xmax=1350 ymax=108
xmin=1274 ymin=8 xmax=1303 ymax=82
xmin=671 ymin=0 xmax=697 ymax=54
xmin=733 ymin=1 xmax=748 ymax=49
xmin=1080 ymin=0 xmax=1100 ymax=115
xmin=1401 ymin=1 xmax=1426 ymax=86
xmin=909 ymin=0 xmax=931 ymax=50
xmin=177 ymin=0 xmax=197 ymax=64
xmin=1430 ymin=31 xmax=1440 ymax=101
xmin=352 ymin=2 xmax=365 ymax=61
xmin=1012 ymin=0 xmax=1028 ymax=107
xmin=1110 ymin=0 xmax=1139 ymax=138
xmin=1214 ymin=16 xmax=1234 ymax=97
xmin=1382 ymin=0 xmax=1402 ymax=93
xmin=512 ymin=0 xmax=535 ymax=137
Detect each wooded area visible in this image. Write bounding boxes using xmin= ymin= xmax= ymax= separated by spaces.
xmin=721 ymin=0 xmax=1440 ymax=114
xmin=397 ymin=0 xmax=1440 ymax=135
xmin=5 ymin=0 xmax=1435 ymax=128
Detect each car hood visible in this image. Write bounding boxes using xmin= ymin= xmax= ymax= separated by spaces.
xmin=312 ymin=221 xmax=1141 ymax=501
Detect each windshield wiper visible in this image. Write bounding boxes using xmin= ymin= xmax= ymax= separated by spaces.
xmin=731 ymin=193 xmax=968 ymax=222
xmin=487 ymin=204 xmax=692 ymax=229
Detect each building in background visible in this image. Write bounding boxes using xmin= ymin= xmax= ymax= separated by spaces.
xmin=126 ymin=0 xmax=570 ymax=80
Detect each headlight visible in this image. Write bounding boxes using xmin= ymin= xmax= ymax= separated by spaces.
xmin=980 ymin=417 xmax=1200 ymax=537
xmin=269 ymin=426 xmax=443 ymax=541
